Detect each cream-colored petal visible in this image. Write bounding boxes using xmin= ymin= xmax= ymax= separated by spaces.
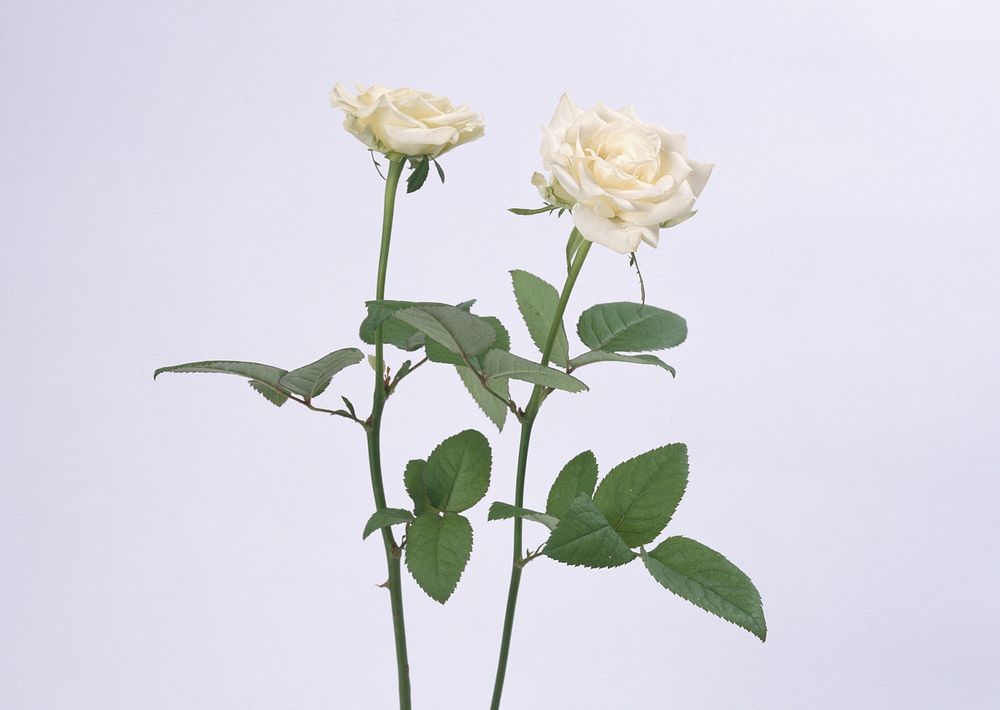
xmin=572 ymin=205 xmax=654 ymax=254
xmin=541 ymin=126 xmax=566 ymax=168
xmin=633 ymin=182 xmax=696 ymax=225
xmin=687 ymin=159 xmax=713 ymax=197
xmin=550 ymin=164 xmax=586 ymax=203
xmin=423 ymin=107 xmax=480 ymax=127
xmin=651 ymin=125 xmax=688 ymax=156
xmin=620 ymin=105 xmax=641 ymax=122
xmin=531 ymin=172 xmax=550 ymax=200
xmin=549 ymin=93 xmax=582 ymax=135
xmin=662 ymin=151 xmax=693 ymax=188
xmin=380 ymin=124 xmax=459 ymax=157
xmin=569 ymin=107 xmax=609 ymax=148
xmin=456 ymin=121 xmax=485 ymax=146
xmin=341 ymin=115 xmax=380 ymax=152
xmin=330 ymin=83 xmax=360 ymax=111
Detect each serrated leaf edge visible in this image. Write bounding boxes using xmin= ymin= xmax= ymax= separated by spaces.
xmin=641 ymin=537 xmax=767 ymax=642
xmin=405 ymin=513 xmax=474 ymax=604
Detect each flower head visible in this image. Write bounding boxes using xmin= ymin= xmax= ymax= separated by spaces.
xmin=331 ymin=84 xmax=484 ymax=159
xmin=533 ymin=94 xmax=712 ymax=254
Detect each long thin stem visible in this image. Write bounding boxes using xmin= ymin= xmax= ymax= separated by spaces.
xmin=490 ymin=235 xmax=592 ymax=710
xmin=365 ymin=156 xmax=411 ymax=710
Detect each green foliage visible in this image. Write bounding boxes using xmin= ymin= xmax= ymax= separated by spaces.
xmin=432 ymin=159 xmax=445 ymax=183
xmin=154 ymin=352 xmax=364 ymax=411
xmin=444 ymin=316 xmax=512 ymax=430
xmin=424 ymin=430 xmax=492 ymax=513
xmin=508 ymin=205 xmax=560 ymax=216
xmin=427 ymin=316 xmax=510 ymax=367
xmin=545 ymin=451 xmax=599 ymax=518
xmin=487 ymin=502 xmax=558 ymax=531
xmin=592 ymin=444 xmax=688 ymax=547
xmin=403 ymin=459 xmax=434 ymax=515
xmin=481 ymin=350 xmax=587 ymax=393
xmin=394 ymin=305 xmax=496 ymax=358
xmin=362 ymin=508 xmax=415 ymax=540
xmin=360 ymin=300 xmax=474 ymax=352
xmin=642 ymin=536 xmax=767 ymax=641
xmin=569 ymin=350 xmax=676 ymax=376
xmin=510 ymin=270 xmax=569 ymax=367
xmin=543 ymin=495 xmax=635 ymax=568
xmin=278 ymin=348 xmax=364 ymax=399
xmin=153 ymin=360 xmax=287 ymax=387
xmin=577 ymin=302 xmax=687 ymax=353
xmin=406 ymin=156 xmax=430 ymax=193
xmin=481 ymin=316 xmax=511 ymax=352
xmin=248 ymin=380 xmax=288 ymax=407
xmin=405 ymin=512 xmax=473 ymax=604
xmin=361 ymin=300 xmax=431 ymax=351
xmin=456 ymin=365 xmax=509 ymax=431
xmin=391 ymin=360 xmax=413 ymax=384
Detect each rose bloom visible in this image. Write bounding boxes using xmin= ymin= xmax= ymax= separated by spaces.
xmin=532 ymin=94 xmax=712 ymax=254
xmin=331 ymin=84 xmax=484 ymax=159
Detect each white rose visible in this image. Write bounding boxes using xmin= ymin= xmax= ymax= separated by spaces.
xmin=331 ymin=84 xmax=484 ymax=159
xmin=532 ymin=94 xmax=713 ymax=254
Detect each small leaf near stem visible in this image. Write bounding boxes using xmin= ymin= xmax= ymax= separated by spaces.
xmin=508 ymin=205 xmax=561 ymax=216
xmin=520 ymin=541 xmax=547 ymax=566
xmin=406 ymin=156 xmax=430 ymax=193
xmin=456 ymin=365 xmax=511 ymax=431
xmin=566 ymin=351 xmax=676 ymax=377
xmin=433 ymin=159 xmax=445 ymax=183
xmin=510 ymin=269 xmax=571 ymax=367
xmin=291 ymin=392 xmax=365 ymax=424
xmin=388 ymin=356 xmax=428 ymax=394
xmin=363 ymin=508 xmax=415 ymax=540
xmin=459 ymin=353 xmax=522 ymax=419
xmin=249 ymin=380 xmax=288 ymax=407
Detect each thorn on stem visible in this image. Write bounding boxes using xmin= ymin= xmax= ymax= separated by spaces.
xmin=628 ymin=252 xmax=646 ymax=305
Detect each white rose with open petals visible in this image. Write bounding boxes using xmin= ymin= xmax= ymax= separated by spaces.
xmin=532 ymin=94 xmax=712 ymax=254
xmin=331 ymin=84 xmax=484 ymax=159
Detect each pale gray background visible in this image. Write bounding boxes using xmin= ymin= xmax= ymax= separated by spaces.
xmin=2 ymin=1 xmax=998 ymax=708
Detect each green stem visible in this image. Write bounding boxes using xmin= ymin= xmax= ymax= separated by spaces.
xmin=490 ymin=234 xmax=592 ymax=710
xmin=366 ymin=156 xmax=411 ymax=710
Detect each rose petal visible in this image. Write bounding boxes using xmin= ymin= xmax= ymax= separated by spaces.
xmin=531 ymin=172 xmax=550 ymax=200
xmin=380 ymin=124 xmax=460 ymax=157
xmin=330 ymin=83 xmax=360 ymax=111
xmin=533 ymin=94 xmax=709 ymax=243
xmin=630 ymin=182 xmax=696 ymax=226
xmin=541 ymin=126 xmax=567 ymax=169
xmin=549 ymin=94 xmax=582 ymax=136
xmin=550 ymin=164 xmax=586 ymax=203
xmin=662 ymin=151 xmax=694 ymax=188
xmin=687 ymin=159 xmax=714 ymax=197
xmin=572 ymin=205 xmax=655 ymax=254
xmin=331 ymin=85 xmax=483 ymax=157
